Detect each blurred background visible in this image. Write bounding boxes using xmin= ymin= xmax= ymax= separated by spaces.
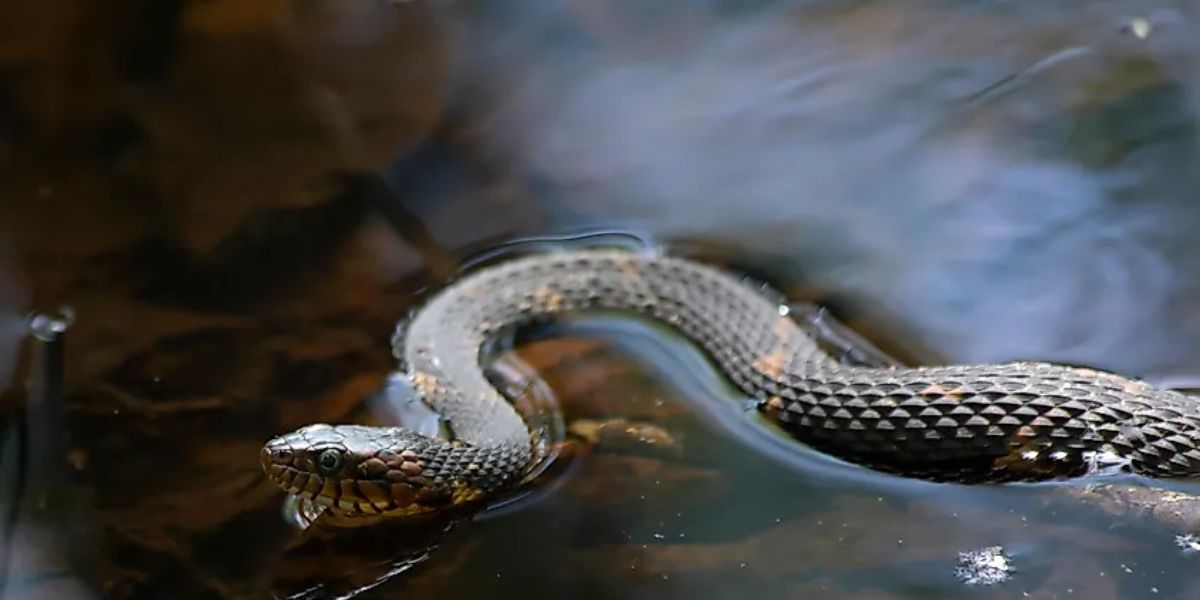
xmin=1 ymin=1 xmax=1199 ymax=598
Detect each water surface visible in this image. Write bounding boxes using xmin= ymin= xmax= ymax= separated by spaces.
xmin=2 ymin=1 xmax=1200 ymax=598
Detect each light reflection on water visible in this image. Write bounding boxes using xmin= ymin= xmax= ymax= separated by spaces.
xmin=431 ymin=0 xmax=1200 ymax=379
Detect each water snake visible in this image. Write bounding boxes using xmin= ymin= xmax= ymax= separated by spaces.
xmin=260 ymin=249 xmax=1200 ymax=519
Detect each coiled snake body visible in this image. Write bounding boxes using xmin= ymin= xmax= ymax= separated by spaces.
xmin=261 ymin=250 xmax=1200 ymax=518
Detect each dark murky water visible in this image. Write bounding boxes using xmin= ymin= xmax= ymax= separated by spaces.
xmin=3 ymin=1 xmax=1200 ymax=598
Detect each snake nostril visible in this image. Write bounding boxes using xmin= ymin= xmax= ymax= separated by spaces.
xmin=271 ymin=449 xmax=293 ymax=464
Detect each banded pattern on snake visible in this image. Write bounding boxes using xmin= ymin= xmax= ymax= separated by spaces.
xmin=261 ymin=250 xmax=1200 ymax=518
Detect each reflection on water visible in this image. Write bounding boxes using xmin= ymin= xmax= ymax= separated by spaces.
xmin=3 ymin=0 xmax=1200 ymax=598
xmin=448 ymin=0 xmax=1200 ymax=377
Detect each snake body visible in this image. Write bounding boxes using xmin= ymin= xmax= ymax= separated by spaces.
xmin=261 ymin=250 xmax=1200 ymax=518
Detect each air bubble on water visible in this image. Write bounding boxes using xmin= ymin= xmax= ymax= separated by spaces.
xmin=955 ymin=546 xmax=1014 ymax=586
xmin=28 ymin=307 xmax=74 ymax=341
xmin=777 ymin=304 xmax=790 ymax=317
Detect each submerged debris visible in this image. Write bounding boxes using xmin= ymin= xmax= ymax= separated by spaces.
xmin=568 ymin=417 xmax=682 ymax=458
xmin=955 ymin=546 xmax=1014 ymax=586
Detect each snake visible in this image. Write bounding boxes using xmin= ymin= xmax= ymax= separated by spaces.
xmin=260 ymin=249 xmax=1200 ymax=520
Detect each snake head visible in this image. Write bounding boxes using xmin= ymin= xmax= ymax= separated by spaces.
xmin=261 ymin=424 xmax=463 ymax=518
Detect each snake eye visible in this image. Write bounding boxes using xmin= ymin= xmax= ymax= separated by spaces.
xmin=317 ymin=449 xmax=342 ymax=473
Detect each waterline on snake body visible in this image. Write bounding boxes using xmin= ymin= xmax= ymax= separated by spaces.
xmin=261 ymin=249 xmax=1200 ymax=521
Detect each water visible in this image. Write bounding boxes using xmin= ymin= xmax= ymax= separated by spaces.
xmin=3 ymin=0 xmax=1200 ymax=598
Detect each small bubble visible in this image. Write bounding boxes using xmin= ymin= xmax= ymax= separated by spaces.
xmin=28 ymin=309 xmax=74 ymax=341
xmin=653 ymin=533 xmax=665 ymax=540
xmin=777 ymin=305 xmax=790 ymax=317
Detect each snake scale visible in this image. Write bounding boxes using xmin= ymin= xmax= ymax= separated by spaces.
xmin=261 ymin=249 xmax=1200 ymax=519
